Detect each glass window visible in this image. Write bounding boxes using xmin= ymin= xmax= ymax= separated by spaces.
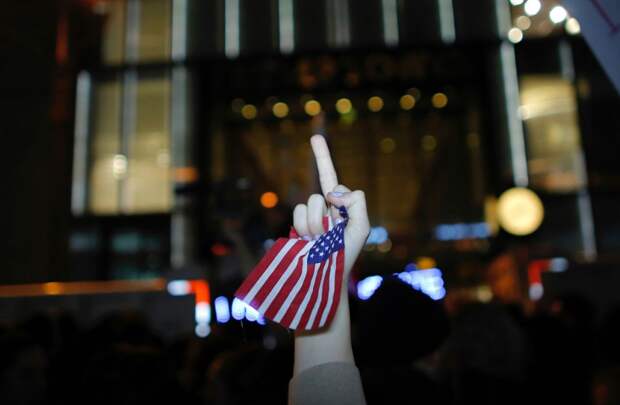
xmin=125 ymin=73 xmax=172 ymax=213
xmin=520 ymin=75 xmax=587 ymax=192
xmin=137 ymin=0 xmax=172 ymax=61
xmin=87 ymin=72 xmax=172 ymax=215
xmin=89 ymin=78 xmax=122 ymax=214
xmin=100 ymin=0 xmax=126 ymax=64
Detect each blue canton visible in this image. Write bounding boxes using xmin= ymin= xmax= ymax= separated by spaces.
xmin=307 ymin=207 xmax=348 ymax=264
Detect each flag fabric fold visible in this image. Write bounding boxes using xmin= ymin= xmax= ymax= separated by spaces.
xmin=235 ymin=207 xmax=348 ymax=330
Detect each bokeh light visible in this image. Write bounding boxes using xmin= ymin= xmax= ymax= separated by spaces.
xmin=260 ymin=191 xmax=279 ymax=208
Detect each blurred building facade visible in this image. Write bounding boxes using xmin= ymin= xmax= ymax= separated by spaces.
xmin=5 ymin=0 xmax=620 ymax=302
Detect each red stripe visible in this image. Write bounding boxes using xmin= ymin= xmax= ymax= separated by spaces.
xmin=323 ymin=251 xmax=345 ymax=328
xmin=235 ymin=238 xmax=288 ymax=298
xmin=247 ymin=240 xmax=306 ymax=309
xmin=263 ymin=252 xmax=307 ymax=321
xmin=322 ymin=216 xmax=330 ymax=232
xmin=297 ymin=257 xmax=329 ymax=329
xmin=312 ymin=254 xmax=334 ymax=329
xmin=279 ymin=262 xmax=316 ymax=327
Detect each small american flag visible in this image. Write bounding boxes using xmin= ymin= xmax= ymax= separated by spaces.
xmin=235 ymin=207 xmax=348 ymax=330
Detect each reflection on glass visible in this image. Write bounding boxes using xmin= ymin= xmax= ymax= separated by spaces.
xmin=520 ymin=75 xmax=587 ymax=192
xmin=101 ymin=0 xmax=126 ymax=64
xmin=138 ymin=0 xmax=172 ymax=61
xmin=90 ymin=78 xmax=121 ymax=214
xmin=125 ymin=74 xmax=172 ymax=213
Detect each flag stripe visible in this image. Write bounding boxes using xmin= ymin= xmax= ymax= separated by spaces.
xmin=318 ymin=251 xmax=339 ymax=327
xmin=305 ymin=256 xmax=330 ymax=329
xmin=258 ymin=243 xmax=313 ymax=314
xmin=248 ymin=240 xmax=307 ymax=309
xmin=239 ymin=239 xmax=300 ymax=305
xmin=235 ymin=238 xmax=289 ymax=298
xmin=322 ymin=250 xmax=345 ymax=328
xmin=312 ymin=253 xmax=333 ymax=330
xmin=293 ymin=258 xmax=329 ymax=330
xmin=279 ymin=260 xmax=315 ymax=327
xmin=288 ymin=261 xmax=324 ymax=329
xmin=272 ymin=255 xmax=309 ymax=322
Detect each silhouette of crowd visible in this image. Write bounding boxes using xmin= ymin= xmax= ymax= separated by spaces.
xmin=1 ymin=278 xmax=619 ymax=405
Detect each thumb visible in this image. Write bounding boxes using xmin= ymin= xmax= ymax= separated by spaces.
xmin=326 ymin=185 xmax=370 ymax=249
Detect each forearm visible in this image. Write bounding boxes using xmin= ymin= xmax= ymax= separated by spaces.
xmin=293 ymin=284 xmax=354 ymax=375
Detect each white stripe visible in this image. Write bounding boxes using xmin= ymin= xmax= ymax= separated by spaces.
xmin=305 ymin=256 xmax=330 ymax=329
xmin=318 ymin=251 xmax=338 ymax=327
xmin=258 ymin=243 xmax=313 ymax=314
xmin=289 ymin=259 xmax=327 ymax=329
xmin=273 ymin=254 xmax=309 ymax=322
xmin=242 ymin=239 xmax=298 ymax=303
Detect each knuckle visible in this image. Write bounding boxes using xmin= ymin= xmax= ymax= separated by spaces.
xmin=308 ymin=194 xmax=325 ymax=205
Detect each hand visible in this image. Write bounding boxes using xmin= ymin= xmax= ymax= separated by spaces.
xmin=293 ymin=134 xmax=370 ymax=280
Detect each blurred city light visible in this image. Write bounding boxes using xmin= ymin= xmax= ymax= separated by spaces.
xmin=366 ymin=226 xmax=389 ymax=245
xmin=435 ymin=222 xmax=491 ymax=241
xmin=497 ymin=187 xmax=544 ymax=236
xmin=357 ymin=275 xmax=383 ymax=300
xmin=195 ymin=322 xmax=211 ymax=337
xmin=214 ymin=296 xmax=231 ymax=323
xmin=231 ymin=297 xmax=245 ymax=320
xmin=508 ymin=27 xmax=524 ymax=44
xmin=399 ymin=94 xmax=416 ymax=110
xmin=167 ymin=279 xmax=190 ymax=296
xmin=112 ymin=154 xmax=127 ymax=179
xmin=565 ymin=17 xmax=581 ymax=35
xmin=272 ymin=102 xmax=289 ymax=118
xmin=195 ymin=302 xmax=211 ymax=323
xmin=524 ymin=0 xmax=541 ymax=16
xmin=396 ymin=268 xmax=446 ymax=300
xmin=304 ymin=100 xmax=321 ymax=116
xmin=335 ymin=98 xmax=353 ymax=114
xmin=260 ymin=191 xmax=279 ymax=208
xmin=356 ymin=267 xmax=446 ymax=301
xmin=515 ymin=16 xmax=532 ymax=30
xmin=241 ymin=104 xmax=257 ymax=119
xmin=367 ymin=96 xmax=384 ymax=112
xmin=509 ymin=0 xmax=524 ymax=6
xmin=549 ymin=5 xmax=568 ymax=24
xmin=431 ymin=92 xmax=448 ymax=108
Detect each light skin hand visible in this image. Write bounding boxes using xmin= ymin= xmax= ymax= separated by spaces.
xmin=292 ymin=134 xmax=370 ymax=375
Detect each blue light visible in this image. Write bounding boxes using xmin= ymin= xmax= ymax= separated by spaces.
xmin=396 ymin=268 xmax=446 ymax=300
xmin=214 ymin=296 xmax=231 ymax=323
xmin=245 ymin=304 xmax=259 ymax=322
xmin=434 ymin=222 xmax=490 ymax=241
xmin=366 ymin=226 xmax=389 ymax=245
xmin=357 ymin=275 xmax=383 ymax=300
xmin=231 ymin=297 xmax=245 ymax=320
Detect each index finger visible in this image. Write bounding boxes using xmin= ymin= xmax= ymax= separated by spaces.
xmin=310 ymin=134 xmax=338 ymax=197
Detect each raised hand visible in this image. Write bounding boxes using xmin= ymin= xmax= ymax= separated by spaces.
xmin=293 ymin=135 xmax=370 ymax=280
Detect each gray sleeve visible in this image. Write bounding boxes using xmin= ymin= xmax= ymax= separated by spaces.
xmin=288 ymin=362 xmax=367 ymax=405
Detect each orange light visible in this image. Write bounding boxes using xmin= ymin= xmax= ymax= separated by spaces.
xmin=189 ymin=280 xmax=211 ymax=304
xmin=174 ymin=167 xmax=199 ymax=183
xmin=43 ymin=282 xmax=63 ymax=295
xmin=431 ymin=93 xmax=448 ymax=108
xmin=304 ymin=100 xmax=321 ymax=116
xmin=260 ymin=191 xmax=279 ymax=208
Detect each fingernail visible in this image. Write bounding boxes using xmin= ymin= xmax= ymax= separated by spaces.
xmin=329 ymin=191 xmax=344 ymax=197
